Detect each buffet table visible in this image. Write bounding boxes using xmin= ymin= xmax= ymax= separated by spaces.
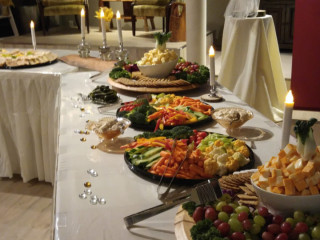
xmin=0 ymin=59 xmax=78 ymax=183
xmin=54 ymin=71 xmax=295 ymax=240
xmin=217 ymin=15 xmax=288 ymax=122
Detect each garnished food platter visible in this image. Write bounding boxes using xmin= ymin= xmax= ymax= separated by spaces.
xmin=116 ymin=93 xmax=214 ymax=131
xmin=122 ymin=127 xmax=255 ymax=185
xmin=108 ymin=77 xmax=200 ymax=93
xmin=0 ymin=49 xmax=58 ymax=69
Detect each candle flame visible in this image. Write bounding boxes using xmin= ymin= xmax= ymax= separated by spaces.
xmin=81 ymin=8 xmax=85 ymax=17
xmin=30 ymin=21 xmax=34 ymax=28
xmin=285 ymin=90 xmax=294 ymax=104
xmin=116 ymin=11 xmax=121 ymax=19
xmin=209 ymin=46 xmax=215 ymax=57
xmin=100 ymin=8 xmax=105 ymax=18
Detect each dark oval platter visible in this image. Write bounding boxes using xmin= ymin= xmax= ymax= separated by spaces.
xmin=124 ymin=133 xmax=255 ymax=186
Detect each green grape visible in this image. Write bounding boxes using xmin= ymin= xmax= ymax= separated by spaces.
xmin=235 ymin=205 xmax=250 ymax=214
xmin=305 ymin=215 xmax=316 ymax=227
xmin=229 ymin=203 xmax=238 ymax=209
xmin=311 ymin=226 xmax=320 ymax=239
xmin=253 ymin=215 xmax=266 ymax=227
xmin=228 ymin=218 xmax=243 ymax=232
xmin=230 ymin=213 xmax=238 ymax=219
xmin=219 ymin=193 xmax=232 ymax=203
xmin=216 ymin=201 xmax=227 ymax=211
xmin=294 ymin=210 xmax=305 ymax=222
xmin=286 ymin=217 xmax=296 ymax=227
xmin=299 ymin=233 xmax=311 ymax=240
xmin=218 ymin=211 xmax=229 ymax=222
xmin=250 ymin=223 xmax=261 ymax=235
xmin=244 ymin=231 xmax=251 ymax=239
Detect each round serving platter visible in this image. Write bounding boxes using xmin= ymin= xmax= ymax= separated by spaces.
xmin=123 ymin=132 xmax=255 ymax=185
xmin=0 ymin=59 xmax=58 ymax=69
xmin=108 ymin=77 xmax=200 ymax=93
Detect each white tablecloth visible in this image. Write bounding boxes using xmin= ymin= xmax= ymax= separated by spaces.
xmin=217 ymin=15 xmax=288 ymax=122
xmin=54 ymin=72 xmax=295 ymax=240
xmin=0 ymin=56 xmax=78 ymax=183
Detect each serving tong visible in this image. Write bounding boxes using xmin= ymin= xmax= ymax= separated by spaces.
xmin=123 ymin=179 xmax=222 ymax=228
xmin=157 ymin=141 xmax=194 ymax=201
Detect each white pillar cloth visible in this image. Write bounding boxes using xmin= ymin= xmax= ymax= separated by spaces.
xmin=217 ymin=15 xmax=287 ymax=122
xmin=185 ymin=0 xmax=207 ymax=65
xmin=0 ymin=72 xmax=61 ymax=183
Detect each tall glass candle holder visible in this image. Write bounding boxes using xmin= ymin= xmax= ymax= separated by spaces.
xmin=78 ymin=38 xmax=90 ymax=58
xmin=99 ymin=45 xmax=112 ymax=61
xmin=115 ymin=43 xmax=128 ymax=62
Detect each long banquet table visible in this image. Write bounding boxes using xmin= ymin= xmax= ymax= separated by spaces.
xmin=54 ymin=71 xmax=295 ymax=240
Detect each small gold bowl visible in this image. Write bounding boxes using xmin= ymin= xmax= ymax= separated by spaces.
xmin=212 ymin=107 xmax=253 ymax=130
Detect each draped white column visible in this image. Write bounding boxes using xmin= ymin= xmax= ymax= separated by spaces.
xmin=185 ymin=0 xmax=207 ymax=65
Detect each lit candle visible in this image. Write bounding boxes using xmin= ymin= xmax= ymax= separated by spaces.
xmin=100 ymin=8 xmax=107 ymax=46
xmin=116 ymin=11 xmax=123 ymax=45
xmin=30 ymin=21 xmax=36 ymax=50
xmin=281 ymin=90 xmax=294 ymax=149
xmin=81 ymin=8 xmax=85 ymax=39
xmin=209 ymin=46 xmax=215 ymax=87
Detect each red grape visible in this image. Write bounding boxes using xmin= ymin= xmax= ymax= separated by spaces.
xmin=268 ymin=224 xmax=281 ymax=234
xmin=205 ymin=207 xmax=218 ymax=222
xmin=275 ymin=233 xmax=288 ymax=240
xmin=273 ymin=215 xmax=284 ymax=225
xmin=231 ymin=232 xmax=245 ymax=240
xmin=238 ymin=212 xmax=248 ymax=222
xmin=222 ymin=205 xmax=234 ymax=214
xmin=294 ymin=222 xmax=308 ymax=234
xmin=214 ymin=219 xmax=223 ymax=228
xmin=258 ymin=207 xmax=270 ymax=217
xmin=242 ymin=219 xmax=252 ymax=231
xmin=262 ymin=231 xmax=275 ymax=240
xmin=218 ymin=222 xmax=230 ymax=237
xmin=281 ymin=222 xmax=292 ymax=234
xmin=192 ymin=206 xmax=204 ymax=223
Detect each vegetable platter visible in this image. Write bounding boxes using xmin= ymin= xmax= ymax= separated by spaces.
xmin=116 ymin=93 xmax=213 ymax=131
xmin=122 ymin=126 xmax=255 ymax=185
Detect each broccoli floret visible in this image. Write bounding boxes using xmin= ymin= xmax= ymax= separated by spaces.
xmin=190 ymin=219 xmax=222 ymax=240
xmin=117 ymin=110 xmax=129 ymax=118
xmin=125 ymin=101 xmax=157 ymax=125
xmin=109 ymin=67 xmax=131 ymax=79
xmin=127 ymin=112 xmax=147 ymax=123
xmin=182 ymin=201 xmax=196 ymax=217
xmin=171 ymin=126 xmax=194 ymax=139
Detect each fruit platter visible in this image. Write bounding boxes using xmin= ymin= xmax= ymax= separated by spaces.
xmin=107 ymin=32 xmax=210 ymax=93
xmin=121 ymin=126 xmax=255 ymax=185
xmin=175 ymin=119 xmax=320 ymax=240
xmin=0 ymin=49 xmax=58 ymax=69
xmin=116 ymin=93 xmax=213 ymax=131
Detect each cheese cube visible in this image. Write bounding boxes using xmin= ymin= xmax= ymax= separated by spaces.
xmin=286 ymin=162 xmax=296 ymax=174
xmin=309 ymin=185 xmax=320 ymax=195
xmin=283 ymin=178 xmax=295 ymax=195
xmin=284 ymin=144 xmax=297 ymax=157
xmin=293 ymin=179 xmax=308 ymax=192
xmin=278 ymin=149 xmax=286 ymax=159
xmin=271 ymin=186 xmax=284 ymax=194
xmin=271 ymin=169 xmax=282 ymax=178
xmin=275 ymin=176 xmax=284 ymax=187
xmin=302 ymin=161 xmax=315 ymax=176
xmin=308 ymin=171 xmax=320 ymax=186
xmin=294 ymin=158 xmax=305 ymax=171
xmin=282 ymin=168 xmax=290 ymax=177
xmin=268 ymin=176 xmax=276 ymax=187
xmin=301 ymin=189 xmax=311 ymax=196
xmin=280 ymin=156 xmax=289 ymax=167
xmin=260 ymin=167 xmax=271 ymax=178
xmin=251 ymin=172 xmax=260 ymax=182
xmin=259 ymin=175 xmax=269 ymax=184
xmin=289 ymin=171 xmax=305 ymax=182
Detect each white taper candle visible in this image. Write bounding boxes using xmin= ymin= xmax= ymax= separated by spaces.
xmin=116 ymin=11 xmax=123 ymax=45
xmin=281 ymin=90 xmax=294 ymax=149
xmin=209 ymin=46 xmax=215 ymax=87
xmin=100 ymin=8 xmax=107 ymax=45
xmin=30 ymin=21 xmax=36 ymax=50
xmin=81 ymin=8 xmax=85 ymax=39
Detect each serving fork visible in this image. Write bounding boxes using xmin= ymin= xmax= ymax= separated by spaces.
xmin=123 ymin=179 xmax=222 ymax=228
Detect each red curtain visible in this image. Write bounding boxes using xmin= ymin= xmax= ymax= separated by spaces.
xmin=291 ymin=0 xmax=320 ymax=111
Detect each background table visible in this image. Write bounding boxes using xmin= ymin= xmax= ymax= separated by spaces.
xmin=217 ymin=15 xmax=288 ymax=122
xmin=0 ymin=58 xmax=78 ymax=183
xmin=54 ymin=72 xmax=295 ymax=240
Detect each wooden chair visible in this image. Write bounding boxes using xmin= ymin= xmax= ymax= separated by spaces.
xmin=36 ymin=0 xmax=89 ymax=35
xmin=131 ymin=0 xmax=173 ymax=36
xmin=0 ymin=0 xmax=19 ymax=36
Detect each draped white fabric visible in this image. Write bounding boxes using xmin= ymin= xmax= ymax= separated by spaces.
xmin=0 ymin=72 xmax=60 ymax=183
xmin=217 ymin=15 xmax=288 ymax=122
